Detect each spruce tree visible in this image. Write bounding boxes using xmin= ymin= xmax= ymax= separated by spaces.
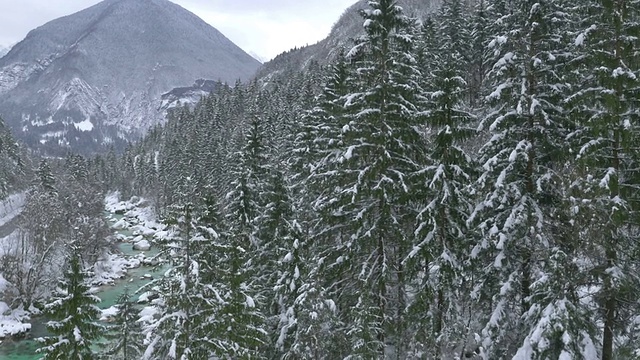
xmin=308 ymin=1 xmax=426 ymax=356
xmin=191 ymin=195 xmax=261 ymax=358
xmin=101 ymin=288 xmax=144 ymax=360
xmin=37 ymin=248 xmax=103 ymax=360
xmin=254 ymin=169 xmax=311 ymax=357
xmin=405 ymin=0 xmax=477 ymax=357
xmin=468 ymin=0 xmax=589 ymax=357
xmin=567 ymin=0 xmax=640 ymax=358
xmin=143 ymin=203 xmax=198 ymax=359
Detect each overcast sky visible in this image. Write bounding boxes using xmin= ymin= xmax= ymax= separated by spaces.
xmin=0 ymin=0 xmax=359 ymax=61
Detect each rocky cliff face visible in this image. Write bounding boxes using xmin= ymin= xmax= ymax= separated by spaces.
xmin=0 ymin=0 xmax=261 ymax=155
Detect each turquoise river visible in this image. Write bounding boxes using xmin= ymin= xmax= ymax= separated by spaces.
xmin=0 ymin=214 xmax=165 ymax=359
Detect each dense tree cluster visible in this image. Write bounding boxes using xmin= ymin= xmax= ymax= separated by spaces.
xmin=81 ymin=0 xmax=640 ymax=358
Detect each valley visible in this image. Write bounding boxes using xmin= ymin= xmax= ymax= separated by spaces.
xmin=0 ymin=194 xmax=168 ymax=359
xmin=1 ymin=0 xmax=640 ymax=359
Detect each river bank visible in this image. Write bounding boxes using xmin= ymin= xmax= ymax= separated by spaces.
xmin=0 ymin=193 xmax=170 ymax=359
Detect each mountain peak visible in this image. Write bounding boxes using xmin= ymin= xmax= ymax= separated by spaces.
xmin=0 ymin=0 xmax=260 ymax=155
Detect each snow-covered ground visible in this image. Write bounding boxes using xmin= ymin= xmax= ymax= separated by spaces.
xmin=0 ymin=192 xmax=25 ymax=228
xmin=0 ymin=192 xmax=170 ymax=339
xmin=0 ymin=193 xmax=29 ymax=338
xmin=0 ymin=274 xmax=31 ymax=338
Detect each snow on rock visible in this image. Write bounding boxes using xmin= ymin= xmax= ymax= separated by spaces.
xmin=92 ymin=252 xmax=142 ymax=286
xmin=132 ymin=224 xmax=156 ymax=236
xmin=133 ymin=239 xmax=151 ymax=251
xmin=112 ymin=218 xmax=129 ymax=230
xmin=73 ymin=118 xmax=94 ymax=132
xmin=0 ymin=300 xmax=31 ymax=338
xmin=100 ymin=305 xmax=119 ymax=321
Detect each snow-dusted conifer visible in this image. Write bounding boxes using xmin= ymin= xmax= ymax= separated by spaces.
xmin=143 ymin=203 xmax=198 ymax=360
xmin=468 ymin=0 xmax=582 ymax=357
xmin=101 ymin=288 xmax=144 ymax=360
xmin=566 ymin=0 xmax=640 ymax=358
xmin=37 ymin=247 xmax=103 ymax=360
xmin=308 ymin=0 xmax=426 ymax=357
xmin=405 ymin=0 xmax=477 ymax=357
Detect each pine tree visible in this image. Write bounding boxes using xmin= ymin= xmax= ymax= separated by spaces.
xmin=143 ymin=203 xmax=198 ymax=360
xmin=0 ymin=116 xmax=23 ymax=198
xmin=290 ymin=51 xmax=351 ymax=217
xmin=37 ymin=248 xmax=103 ymax=360
xmin=253 ymin=169 xmax=312 ymax=357
xmin=468 ymin=0 xmax=589 ymax=357
xmin=567 ymin=0 xmax=640 ymax=358
xmin=468 ymin=0 xmax=492 ymax=106
xmin=35 ymin=159 xmax=57 ymax=195
xmin=101 ymin=288 xmax=144 ymax=360
xmin=405 ymin=0 xmax=477 ymax=357
xmin=308 ymin=1 xmax=426 ymax=356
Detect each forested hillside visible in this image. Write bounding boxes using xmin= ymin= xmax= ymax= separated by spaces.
xmin=68 ymin=0 xmax=640 ymax=358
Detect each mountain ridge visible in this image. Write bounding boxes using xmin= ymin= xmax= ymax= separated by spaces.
xmin=0 ymin=0 xmax=261 ymax=155
xmin=257 ymin=0 xmax=441 ymax=80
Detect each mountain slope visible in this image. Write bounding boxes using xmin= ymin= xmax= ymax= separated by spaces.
xmin=0 ymin=46 xmax=10 ymax=59
xmin=257 ymin=0 xmax=441 ymax=81
xmin=0 ymin=0 xmax=261 ymax=155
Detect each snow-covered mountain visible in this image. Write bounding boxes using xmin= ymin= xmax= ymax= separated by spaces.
xmin=0 ymin=45 xmax=11 ymax=59
xmin=160 ymin=79 xmax=223 ymax=111
xmin=257 ymin=0 xmax=441 ymax=81
xmin=0 ymin=0 xmax=261 ymax=155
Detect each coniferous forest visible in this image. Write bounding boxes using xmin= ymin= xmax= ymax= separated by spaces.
xmin=1 ymin=0 xmax=640 ymax=359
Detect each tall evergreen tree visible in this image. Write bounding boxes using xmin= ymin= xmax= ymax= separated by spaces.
xmin=468 ymin=0 xmax=592 ymax=357
xmin=308 ymin=1 xmax=426 ymax=356
xmin=37 ymin=248 xmax=103 ymax=360
xmin=143 ymin=203 xmax=199 ymax=359
xmin=405 ymin=0 xmax=477 ymax=357
xmin=567 ymin=0 xmax=640 ymax=358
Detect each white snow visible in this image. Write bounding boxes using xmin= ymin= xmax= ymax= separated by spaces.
xmin=100 ymin=305 xmax=119 ymax=321
xmin=245 ymin=295 xmax=255 ymax=308
xmin=73 ymin=326 xmax=82 ymax=342
xmin=73 ymin=118 xmax=94 ymax=131
xmin=133 ymin=239 xmax=151 ymax=251
xmin=92 ymin=252 xmax=142 ymax=285
xmin=0 ymin=298 xmax=32 ymax=338
xmin=0 ymin=194 xmax=32 ymax=338
xmin=0 ymin=192 xmax=25 ymax=227
xmin=112 ymin=218 xmax=129 ymax=230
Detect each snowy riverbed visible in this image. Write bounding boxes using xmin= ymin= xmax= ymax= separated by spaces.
xmin=0 ymin=192 xmax=171 ymax=342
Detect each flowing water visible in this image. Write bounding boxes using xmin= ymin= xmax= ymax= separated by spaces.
xmin=0 ymin=214 xmax=165 ymax=359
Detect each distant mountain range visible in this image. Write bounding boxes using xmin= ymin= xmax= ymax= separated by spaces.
xmin=0 ymin=0 xmax=261 ymax=155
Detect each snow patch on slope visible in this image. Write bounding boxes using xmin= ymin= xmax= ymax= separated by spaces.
xmin=74 ymin=118 xmax=94 ymax=132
